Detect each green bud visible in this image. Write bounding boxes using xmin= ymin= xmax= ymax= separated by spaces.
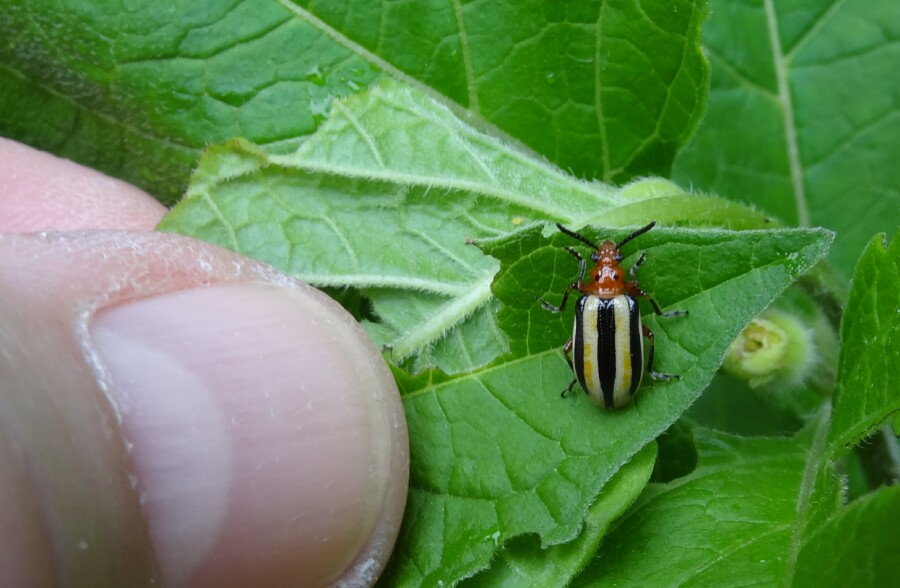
xmin=723 ymin=309 xmax=817 ymax=389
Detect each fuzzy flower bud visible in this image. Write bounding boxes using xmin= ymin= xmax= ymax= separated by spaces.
xmin=723 ymin=309 xmax=817 ymax=389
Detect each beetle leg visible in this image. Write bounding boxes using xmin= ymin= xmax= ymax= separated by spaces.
xmin=565 ymin=247 xmax=587 ymax=288
xmin=629 ymin=283 xmax=688 ymax=318
xmin=537 ymin=249 xmax=587 ymax=313
xmin=643 ymin=324 xmax=679 ymax=381
xmin=628 ymin=251 xmax=687 ymax=318
xmin=537 ymin=285 xmax=575 ymax=313
xmin=560 ymin=338 xmax=578 ymax=397
xmin=562 ymin=337 xmax=574 ymax=368
xmin=629 ymin=251 xmax=647 ymax=279
xmin=662 ymin=308 xmax=689 ymax=318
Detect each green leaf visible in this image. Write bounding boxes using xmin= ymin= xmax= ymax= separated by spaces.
xmin=1 ymin=0 xmax=708 ymax=201
xmin=582 ymin=417 xmax=846 ymax=586
xmin=159 ymin=81 xmax=616 ymax=373
xmin=376 ymin=224 xmax=830 ymax=585
xmin=574 ymin=417 xmax=900 ymax=587
xmin=672 ymin=0 xmax=900 ymax=271
xmin=459 ymin=443 xmax=657 ymax=588
xmin=285 ymin=0 xmax=711 ymax=182
xmin=572 ymin=425 xmax=830 ymax=586
xmin=0 ymin=1 xmax=379 ymax=203
xmin=159 ymin=82 xmax=758 ymax=373
xmin=829 ymin=230 xmax=900 ymax=449
xmin=0 ymin=69 xmax=199 ymax=206
xmin=794 ymin=485 xmax=900 ymax=586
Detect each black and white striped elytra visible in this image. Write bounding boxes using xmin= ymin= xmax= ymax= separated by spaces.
xmin=537 ymin=222 xmax=687 ymax=410
xmin=573 ymin=294 xmax=644 ymax=409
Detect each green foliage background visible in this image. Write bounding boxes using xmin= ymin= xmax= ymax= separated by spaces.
xmin=2 ymin=0 xmax=898 ymax=586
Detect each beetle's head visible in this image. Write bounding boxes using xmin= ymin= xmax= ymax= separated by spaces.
xmin=587 ymin=240 xmax=627 ymax=295
xmin=592 ymin=240 xmax=622 ymax=264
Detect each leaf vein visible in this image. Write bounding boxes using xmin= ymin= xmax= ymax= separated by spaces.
xmin=674 ymin=523 xmax=792 ymax=587
xmin=594 ymin=3 xmax=612 ymax=180
xmin=450 ymin=0 xmax=479 ymax=112
xmin=411 ymin=228 xmax=477 ymax=272
xmin=306 ymin=274 xmax=468 ymax=294
xmin=389 ymin=273 xmax=494 ymax=359
xmin=804 ymin=109 xmax=900 ymax=171
xmin=0 ymin=62 xmax=196 ymax=155
xmin=782 ymin=406 xmax=832 ymax=587
xmin=763 ymin=0 xmax=809 ymax=226
xmin=784 ymin=0 xmax=848 ymax=60
xmin=267 ymin=156 xmax=585 ymax=218
xmin=199 ymin=191 xmax=240 ymax=250
xmin=331 ymin=99 xmax=385 ymax=168
xmin=705 ymin=47 xmax=777 ymax=97
xmin=276 ymin=0 xmax=429 ymax=95
xmin=475 ymin=377 xmax=561 ymax=446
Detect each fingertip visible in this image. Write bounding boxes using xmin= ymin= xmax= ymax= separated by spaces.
xmin=91 ymin=282 xmax=408 ymax=587
xmin=0 ymin=138 xmax=166 ymax=232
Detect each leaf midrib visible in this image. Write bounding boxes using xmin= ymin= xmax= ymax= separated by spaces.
xmin=781 ymin=406 xmax=832 ymax=587
xmin=763 ymin=0 xmax=809 ymax=226
xmin=266 ymin=157 xmax=606 ymax=220
xmin=0 ymin=62 xmax=196 ymax=155
xmin=275 ymin=0 xmax=544 ymax=171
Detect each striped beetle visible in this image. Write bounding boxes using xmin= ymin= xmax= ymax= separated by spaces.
xmin=537 ymin=222 xmax=686 ymax=409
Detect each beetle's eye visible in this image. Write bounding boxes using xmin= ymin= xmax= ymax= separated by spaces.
xmin=591 ymin=253 xmax=600 ymax=262
xmin=615 ymin=254 xmax=624 ymax=261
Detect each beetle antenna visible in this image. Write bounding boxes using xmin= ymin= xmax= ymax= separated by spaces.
xmin=556 ymin=223 xmax=599 ymax=250
xmin=617 ymin=221 xmax=656 ymax=249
